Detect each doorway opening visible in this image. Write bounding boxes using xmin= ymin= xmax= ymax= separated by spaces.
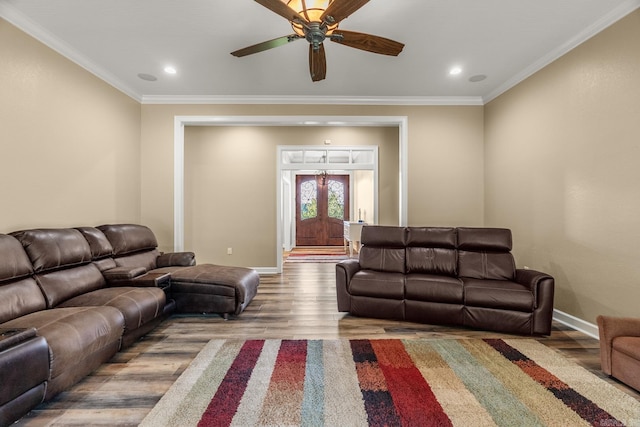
xmin=173 ymin=115 xmax=408 ymax=274
xmin=279 ymin=146 xmax=378 ymax=254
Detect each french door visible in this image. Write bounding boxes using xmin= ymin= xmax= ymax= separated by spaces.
xmin=295 ymin=174 xmax=349 ymax=246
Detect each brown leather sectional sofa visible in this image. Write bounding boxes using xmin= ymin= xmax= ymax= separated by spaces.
xmin=0 ymin=224 xmax=259 ymax=426
xmin=336 ymin=226 xmax=555 ymax=335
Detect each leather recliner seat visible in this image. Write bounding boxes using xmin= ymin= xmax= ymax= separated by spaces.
xmin=0 ymin=233 xmax=125 ymax=413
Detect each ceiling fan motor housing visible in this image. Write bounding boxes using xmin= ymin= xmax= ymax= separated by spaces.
xmin=305 ymin=22 xmax=327 ymax=50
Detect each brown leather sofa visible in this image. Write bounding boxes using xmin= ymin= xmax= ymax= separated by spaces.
xmin=336 ymin=226 xmax=555 ymax=335
xmin=0 ymin=224 xmax=259 ymax=426
xmin=597 ymin=315 xmax=640 ymax=392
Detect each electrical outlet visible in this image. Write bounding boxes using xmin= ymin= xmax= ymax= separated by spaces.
xmin=227 ymin=247 xmax=233 ymax=255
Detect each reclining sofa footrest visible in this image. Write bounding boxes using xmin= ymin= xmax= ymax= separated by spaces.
xmin=169 ymin=264 xmax=259 ymax=317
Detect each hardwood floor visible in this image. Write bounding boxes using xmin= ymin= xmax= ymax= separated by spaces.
xmin=17 ymin=261 xmax=640 ymax=426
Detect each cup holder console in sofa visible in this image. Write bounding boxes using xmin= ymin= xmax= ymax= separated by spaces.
xmin=336 ymin=226 xmax=555 ymax=335
xmin=0 ymin=224 xmax=259 ymax=426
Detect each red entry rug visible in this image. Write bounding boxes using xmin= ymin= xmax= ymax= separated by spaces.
xmin=285 ymin=253 xmax=350 ymax=263
xmin=285 ymin=247 xmax=351 ymax=263
xmin=141 ymin=339 xmax=640 ymax=427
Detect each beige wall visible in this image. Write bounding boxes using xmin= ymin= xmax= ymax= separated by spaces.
xmin=140 ymin=105 xmax=484 ymax=266
xmin=484 ymin=10 xmax=640 ymax=322
xmin=0 ymin=19 xmax=142 ymax=232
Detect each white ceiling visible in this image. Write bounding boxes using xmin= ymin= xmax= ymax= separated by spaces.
xmin=2 ymin=0 xmax=639 ymax=104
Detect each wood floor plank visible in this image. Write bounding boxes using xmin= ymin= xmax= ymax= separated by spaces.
xmin=16 ymin=260 xmax=640 ymax=426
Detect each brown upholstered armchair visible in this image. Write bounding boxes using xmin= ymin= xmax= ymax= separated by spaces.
xmin=597 ymin=315 xmax=640 ymax=392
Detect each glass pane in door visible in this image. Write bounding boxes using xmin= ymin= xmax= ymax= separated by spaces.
xmin=327 ymin=179 xmax=345 ymax=220
xmin=300 ymin=180 xmax=318 ymax=220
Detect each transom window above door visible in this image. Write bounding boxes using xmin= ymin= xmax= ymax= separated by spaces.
xmin=281 ymin=148 xmax=376 ymax=168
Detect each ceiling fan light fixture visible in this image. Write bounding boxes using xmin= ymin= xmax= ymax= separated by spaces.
xmin=232 ymin=0 xmax=403 ymax=82
xmin=287 ymin=0 xmax=338 ymax=36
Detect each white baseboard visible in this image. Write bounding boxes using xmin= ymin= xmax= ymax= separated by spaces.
xmin=253 ymin=267 xmax=279 ymax=275
xmin=553 ymin=309 xmax=599 ymax=339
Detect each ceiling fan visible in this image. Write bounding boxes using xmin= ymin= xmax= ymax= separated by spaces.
xmin=231 ymin=0 xmax=405 ymax=82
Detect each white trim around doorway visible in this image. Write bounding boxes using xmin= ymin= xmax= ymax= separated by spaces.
xmin=173 ymin=115 xmax=409 ymax=273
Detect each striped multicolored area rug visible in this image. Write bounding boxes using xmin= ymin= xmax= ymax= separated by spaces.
xmin=141 ymin=339 xmax=640 ymax=427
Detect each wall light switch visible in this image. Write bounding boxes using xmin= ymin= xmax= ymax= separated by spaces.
xmin=227 ymin=247 xmax=233 ymax=255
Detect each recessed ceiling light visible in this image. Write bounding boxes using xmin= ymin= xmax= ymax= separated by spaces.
xmin=164 ymin=66 xmax=177 ymax=74
xmin=469 ymin=74 xmax=487 ymax=82
xmin=449 ymin=67 xmax=462 ymax=76
xmin=137 ymin=73 xmax=157 ymax=81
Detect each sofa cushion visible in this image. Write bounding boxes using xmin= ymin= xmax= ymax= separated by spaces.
xmin=406 ymin=227 xmax=457 ymax=276
xmin=157 ymin=252 xmax=196 ymax=268
xmin=0 ymin=234 xmax=34 ymax=282
xmin=0 ymin=278 xmax=47 ymax=324
xmin=59 ymin=287 xmax=165 ymax=333
xmin=405 ymin=274 xmax=463 ymax=304
xmin=406 ymin=247 xmax=457 ymax=276
xmin=0 ymin=234 xmax=47 ymax=323
xmin=111 ymin=249 xmax=160 ymax=272
xmin=458 ymin=251 xmax=515 ymax=280
xmin=359 ymin=226 xmax=407 ymax=273
xmin=36 ymin=264 xmax=106 ymax=308
xmin=10 ymin=229 xmax=92 ymax=273
xmin=359 ymin=247 xmax=405 ymax=273
xmin=612 ymin=336 xmax=640 ymax=360
xmin=361 ymin=225 xmax=407 ymax=247
xmin=407 ymin=227 xmax=456 ymax=248
xmin=98 ymin=224 xmax=158 ymax=256
xmin=463 ymin=278 xmax=534 ymax=312
xmin=349 ymin=271 xmax=405 ymax=300
xmin=457 ymin=227 xmax=512 ymax=251
xmin=457 ymin=228 xmax=515 ymax=280
xmin=1 ymin=306 xmax=124 ymax=398
xmin=75 ymin=227 xmax=114 ymax=260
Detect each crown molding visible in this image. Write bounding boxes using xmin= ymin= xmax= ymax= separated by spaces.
xmin=141 ymin=95 xmax=484 ymax=106
xmin=4 ymin=0 xmax=638 ymax=107
xmin=0 ymin=3 xmax=142 ymax=102
xmin=484 ymin=0 xmax=640 ymax=104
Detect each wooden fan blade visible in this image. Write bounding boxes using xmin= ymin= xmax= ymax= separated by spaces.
xmin=320 ymin=0 xmax=369 ymax=24
xmin=331 ymin=30 xmax=404 ymax=56
xmin=231 ymin=35 xmax=302 ymax=57
xmin=255 ymin=0 xmax=308 ymax=23
xmin=309 ymin=44 xmax=327 ymax=82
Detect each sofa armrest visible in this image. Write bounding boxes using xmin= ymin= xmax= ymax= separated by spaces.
xmin=157 ymin=252 xmax=196 ymax=267
xmin=335 ymin=259 xmax=361 ymax=312
xmin=515 ymin=268 xmax=552 ymax=290
xmin=0 ymin=327 xmax=49 ymax=425
xmin=597 ymin=315 xmax=640 ymax=375
xmin=515 ymin=269 xmax=554 ymax=300
xmin=0 ymin=328 xmax=37 ymax=352
xmin=102 ymin=266 xmax=147 ymax=286
xmin=131 ymin=272 xmax=171 ymax=288
xmin=515 ymin=268 xmax=555 ymax=335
